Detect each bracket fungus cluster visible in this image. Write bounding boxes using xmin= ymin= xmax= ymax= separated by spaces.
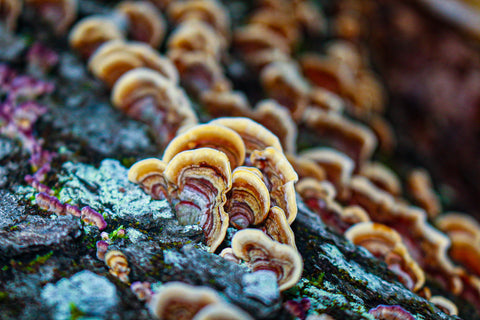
xmin=129 ymin=118 xmax=302 ymax=291
xmin=345 ymin=222 xmax=425 ymax=292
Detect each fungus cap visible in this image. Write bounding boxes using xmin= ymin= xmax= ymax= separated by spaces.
xmin=162 ymin=124 xmax=246 ymax=170
xmin=116 ymin=1 xmax=165 ymax=47
xmin=200 ymin=90 xmax=252 ymax=119
xmin=368 ymin=305 xmax=415 ymax=320
xmin=407 ymin=168 xmax=442 ymax=219
xmin=233 ymin=24 xmax=290 ymax=57
xmin=111 ymin=68 xmax=197 ymax=146
xmin=231 ymin=229 xmax=303 ymax=291
xmin=260 ymin=61 xmax=311 ymax=120
xmin=253 ymin=100 xmax=297 ymax=154
xmin=300 ymin=147 xmax=354 ymax=190
xmin=167 ymin=0 xmax=230 ymax=39
xmin=286 ymin=154 xmax=326 ymax=182
xmin=90 ymin=41 xmax=179 ymax=85
xmin=168 ymin=20 xmax=224 ymax=60
xmin=69 ymin=16 xmax=124 ymax=58
xmin=430 ymin=296 xmax=458 ymax=316
xmin=209 ymin=117 xmax=283 ymax=156
xmin=360 ymin=162 xmax=402 ymax=197
xmin=169 ymin=50 xmax=231 ymax=96
xmin=128 ymin=158 xmax=168 ymax=200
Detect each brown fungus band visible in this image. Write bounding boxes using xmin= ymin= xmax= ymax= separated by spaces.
xmin=111 ymin=68 xmax=197 ymax=148
xmin=128 ymin=158 xmax=168 ymax=200
xmin=250 ymin=147 xmax=298 ymax=224
xmin=26 ymin=0 xmax=77 ymax=35
xmin=225 ymin=166 xmax=270 ymax=229
xmin=148 ymin=282 xmax=222 ymax=320
xmin=69 ymin=16 xmax=125 ymax=59
xmin=116 ymin=1 xmax=165 ymax=48
xmin=162 ymin=124 xmax=246 ymax=170
xmin=232 ymin=229 xmax=302 ymax=291
xmin=163 ymin=148 xmax=232 ymax=253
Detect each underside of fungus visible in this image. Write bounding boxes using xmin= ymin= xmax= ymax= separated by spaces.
xmin=111 ymin=67 xmax=197 ymax=147
xmin=231 ymin=229 xmax=303 ymax=291
xmin=163 ymin=148 xmax=232 ymax=253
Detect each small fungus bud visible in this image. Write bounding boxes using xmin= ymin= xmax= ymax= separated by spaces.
xmin=131 ymin=281 xmax=153 ymax=302
xmin=81 ymin=206 xmax=107 ymax=230
xmin=105 ymin=250 xmax=130 ymax=283
xmin=96 ymin=240 xmax=109 ymax=261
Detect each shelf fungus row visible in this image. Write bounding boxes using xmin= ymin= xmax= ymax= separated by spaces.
xmin=148 ymin=282 xmax=253 ymax=320
xmin=345 ymin=222 xmax=425 ymax=291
